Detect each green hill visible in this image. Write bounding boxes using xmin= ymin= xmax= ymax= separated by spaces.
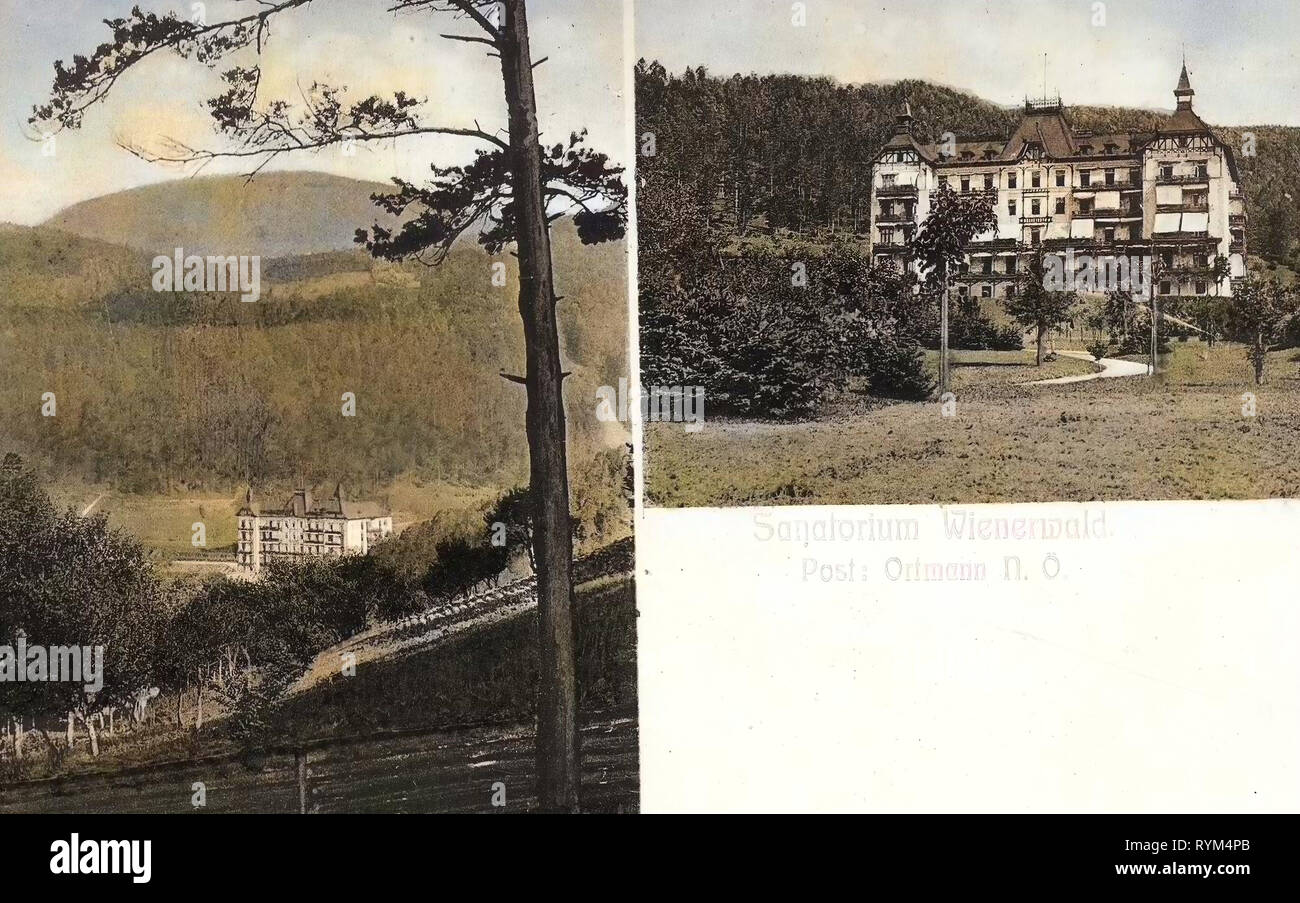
xmin=43 ymin=171 xmax=403 ymax=257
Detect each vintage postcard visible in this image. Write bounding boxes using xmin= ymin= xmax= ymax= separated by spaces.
xmin=1 ymin=0 xmax=1298 ymax=877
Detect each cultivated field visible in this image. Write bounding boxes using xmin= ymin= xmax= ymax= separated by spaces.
xmin=645 ymin=342 xmax=1300 ymax=506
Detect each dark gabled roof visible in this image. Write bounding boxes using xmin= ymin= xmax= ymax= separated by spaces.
xmin=1162 ymin=105 xmax=1212 ymax=135
xmin=1001 ymin=108 xmax=1077 ymax=159
xmin=238 ymin=484 xmax=389 ymax=520
xmin=877 ymin=65 xmax=1240 ymax=179
xmin=879 ymin=130 xmax=937 ymax=162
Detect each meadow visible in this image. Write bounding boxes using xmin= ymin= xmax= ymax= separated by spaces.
xmin=645 ymin=342 xmax=1300 ymax=506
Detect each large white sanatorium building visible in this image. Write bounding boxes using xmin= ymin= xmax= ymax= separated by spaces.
xmin=869 ymin=64 xmax=1247 ymax=300
xmin=236 ymin=485 xmax=393 ymax=574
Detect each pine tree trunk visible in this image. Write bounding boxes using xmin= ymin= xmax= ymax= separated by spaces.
xmin=498 ymin=0 xmax=580 ymax=812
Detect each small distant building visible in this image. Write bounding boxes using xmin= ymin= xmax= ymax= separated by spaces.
xmin=236 ymin=484 xmax=393 ymax=574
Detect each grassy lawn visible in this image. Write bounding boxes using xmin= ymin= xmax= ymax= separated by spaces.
xmin=931 ymin=348 xmax=1096 ymax=392
xmin=645 ymin=341 xmax=1300 ymax=506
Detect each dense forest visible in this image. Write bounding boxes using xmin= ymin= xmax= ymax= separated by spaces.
xmin=0 ymin=219 xmax=628 ymax=503
xmin=634 ymin=60 xmax=1300 ymax=270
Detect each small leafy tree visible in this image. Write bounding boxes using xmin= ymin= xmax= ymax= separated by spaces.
xmin=1211 ymin=254 xmax=1232 ymax=295
xmin=1186 ymin=294 xmax=1229 ymax=347
xmin=1005 ymin=252 xmax=1079 ymax=366
xmin=485 ymin=487 xmax=536 ymax=571
xmin=1223 ymin=279 xmax=1299 ymax=384
xmin=1104 ymin=290 xmax=1136 ymax=345
xmin=907 ymin=184 xmax=998 ymax=392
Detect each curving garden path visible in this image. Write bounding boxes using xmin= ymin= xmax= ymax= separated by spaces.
xmin=1026 ymin=350 xmax=1150 ymax=385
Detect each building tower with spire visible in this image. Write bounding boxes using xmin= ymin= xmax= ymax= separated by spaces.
xmin=868 ymin=61 xmax=1247 ymax=302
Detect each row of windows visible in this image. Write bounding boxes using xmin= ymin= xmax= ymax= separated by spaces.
xmin=936 ymin=167 xmax=1142 ymax=192
xmin=879 ymin=223 xmax=1142 ymax=245
xmin=895 ymin=276 xmax=1217 ymax=299
xmin=958 ymin=284 xmax=1017 ymax=300
xmin=960 ymin=280 xmax=1214 ymax=298
xmin=1160 ymin=281 xmax=1214 ymax=295
xmin=925 ymin=161 xmax=1211 ymax=195
xmin=953 ymin=141 xmax=1134 ymax=161
xmin=1008 ymin=197 xmax=1143 ymax=217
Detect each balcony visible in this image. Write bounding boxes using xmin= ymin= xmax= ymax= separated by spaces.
xmin=1230 ymin=240 xmax=1246 ymax=254
xmin=966 ymin=238 xmax=1020 ymax=251
xmin=1156 ymin=203 xmax=1209 ymax=214
xmin=1093 ymin=205 xmax=1141 ymax=219
xmin=1229 ymin=213 xmax=1247 ymax=226
xmin=875 ymin=214 xmax=915 ymax=226
xmin=1161 ymin=265 xmax=1214 ymax=278
xmin=1156 ymin=173 xmax=1209 ymax=186
xmin=1019 ymin=215 xmax=1052 ymax=226
xmin=955 ymin=270 xmax=1016 ymax=282
xmin=876 ymin=184 xmax=918 ymax=199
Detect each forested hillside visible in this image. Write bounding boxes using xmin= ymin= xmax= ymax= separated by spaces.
xmin=0 ymin=216 xmax=628 ymax=504
xmin=635 ymin=60 xmax=1300 ymax=270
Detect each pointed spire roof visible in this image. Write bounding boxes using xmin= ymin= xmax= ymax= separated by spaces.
xmin=1166 ymin=60 xmax=1208 ymax=132
xmin=879 ymin=98 xmax=932 ymax=159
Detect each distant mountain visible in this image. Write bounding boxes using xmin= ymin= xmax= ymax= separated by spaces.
xmin=43 ymin=171 xmax=402 ymax=258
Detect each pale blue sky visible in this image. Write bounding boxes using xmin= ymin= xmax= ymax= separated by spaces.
xmin=636 ymin=0 xmax=1300 ymax=125
xmin=0 ymin=0 xmax=627 ymax=224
